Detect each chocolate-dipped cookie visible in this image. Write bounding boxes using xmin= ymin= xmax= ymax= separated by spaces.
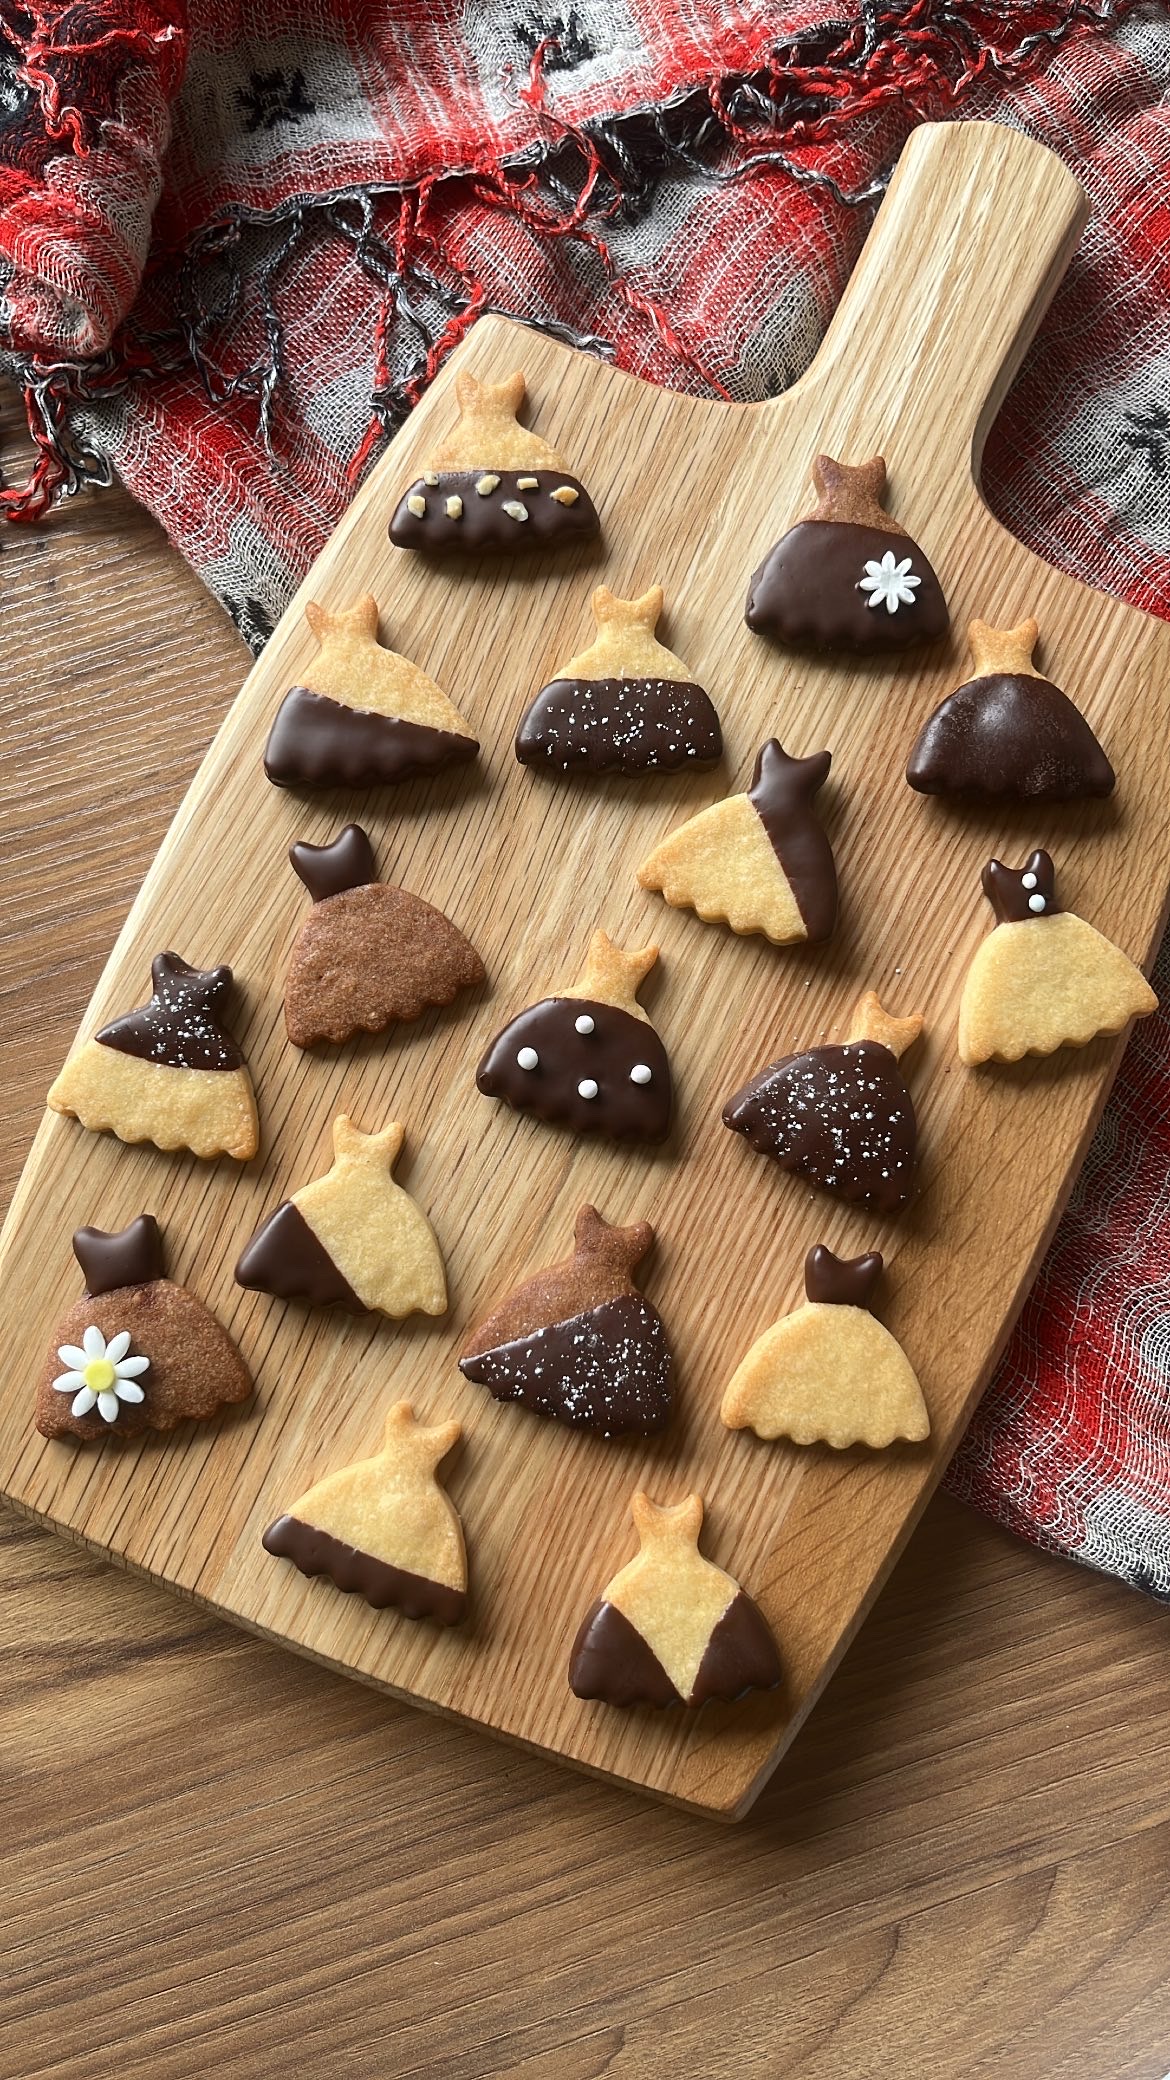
xmin=388 ymin=370 xmax=599 ymax=554
xmin=723 ymin=990 xmax=924 ymax=1212
xmin=907 ymin=617 xmax=1115 ymax=800
xmin=264 ymin=596 xmax=479 ymax=789
xmin=958 ymin=850 xmax=1157 ymax=1065
xmin=236 ymin=1116 xmax=448 ymax=1318
xmin=476 ymin=929 xmax=672 ymax=1144
xmin=459 ymin=1206 xmax=672 ymax=1437
xmin=46 ymin=952 xmax=259 ymax=1161
xmin=745 ymin=454 xmax=948 ymax=653
xmin=637 ymin=739 xmax=836 ymax=944
xmin=36 ymin=1216 xmax=252 ymax=1443
xmin=284 ymin=823 xmax=485 ymax=1047
xmin=515 ymin=585 xmax=722 ymax=775
xmin=721 ymin=1244 xmax=929 ymax=1447
xmin=263 ymin=1401 xmax=467 ymax=1623
xmin=569 ymin=1492 xmax=782 ymax=1710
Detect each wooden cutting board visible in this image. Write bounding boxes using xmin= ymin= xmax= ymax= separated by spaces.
xmin=1 ymin=121 xmax=1167 ymax=1820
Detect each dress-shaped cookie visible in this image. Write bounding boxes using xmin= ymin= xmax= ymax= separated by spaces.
xmin=284 ymin=824 xmax=485 ymax=1047
xmin=958 ymin=851 xmax=1157 ymax=1065
xmin=723 ymin=990 xmax=924 ymax=1212
xmin=476 ymin=930 xmax=672 ymax=1144
xmin=906 ymin=618 xmax=1115 ymax=800
xmin=569 ymin=1492 xmax=782 ymax=1710
xmin=637 ymin=740 xmax=836 ymax=944
xmin=235 ymin=1117 xmax=447 ymax=1318
xmin=46 ymin=952 xmax=259 ymax=1161
xmin=263 ymin=1402 xmax=467 ymax=1623
xmin=745 ymin=455 xmax=948 ymax=653
xmin=721 ymin=1245 xmax=929 ymax=1448
xmin=515 ymin=586 xmax=722 ymax=775
xmin=388 ymin=369 xmax=599 ymax=554
xmin=36 ymin=1216 xmax=252 ymax=1443
xmin=264 ymin=597 xmax=479 ymax=789
xmin=459 ymin=1206 xmax=672 ymax=1437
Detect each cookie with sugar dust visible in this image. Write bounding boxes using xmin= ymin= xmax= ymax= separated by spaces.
xmin=235 ymin=1117 xmax=448 ymax=1318
xmin=958 ymin=850 xmax=1157 ymax=1065
xmin=906 ymin=617 xmax=1115 ymax=801
xmin=46 ymin=952 xmax=259 ymax=1161
xmin=459 ymin=1206 xmax=673 ymax=1437
xmin=745 ymin=454 xmax=948 ymax=653
xmin=637 ymin=739 xmax=836 ymax=944
xmin=35 ymin=1215 xmax=252 ymax=1443
xmin=284 ymin=823 xmax=485 ymax=1047
xmin=388 ymin=369 xmax=599 ymax=554
xmin=569 ymin=1492 xmax=782 ymax=1710
xmin=263 ymin=1401 xmax=467 ymax=1623
xmin=721 ymin=1244 xmax=929 ymax=1448
xmin=515 ymin=585 xmax=722 ymax=775
xmin=263 ymin=596 xmax=479 ymax=789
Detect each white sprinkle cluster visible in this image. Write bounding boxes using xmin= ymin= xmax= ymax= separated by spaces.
xmin=474 ymin=1298 xmax=670 ymax=1435
xmin=528 ymin=678 xmax=712 ymax=764
xmin=742 ymin=1043 xmax=913 ymax=1200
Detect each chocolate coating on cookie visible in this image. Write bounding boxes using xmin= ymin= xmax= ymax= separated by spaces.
xmin=515 ymin=676 xmax=722 ymax=774
xmin=907 ymin=673 xmax=1115 ymax=800
xmin=748 ymin=741 xmax=837 ymax=942
xmin=803 ymin=1244 xmax=883 ymax=1309
xmin=235 ymin=1201 xmax=366 ymax=1313
xmin=74 ymin=1215 xmax=165 ymax=1296
xmin=96 ymin=953 xmax=243 ymax=1072
xmin=290 ymin=824 xmax=377 ymax=900
xmin=389 ymin=471 xmax=598 ymax=554
xmin=261 ymin=1516 xmax=467 ymax=1623
xmin=265 ymin=686 xmax=479 ymax=790
xmin=476 ymin=998 xmax=672 ymax=1143
xmin=689 ymin=1592 xmax=785 ymax=1706
xmin=723 ymin=1040 xmax=918 ymax=1212
xmin=982 ymin=849 xmax=1061 ymax=924
xmin=569 ymin=1600 xmax=682 ymax=1707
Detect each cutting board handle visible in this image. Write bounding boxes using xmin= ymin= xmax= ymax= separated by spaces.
xmin=797 ymin=121 xmax=1088 ymax=488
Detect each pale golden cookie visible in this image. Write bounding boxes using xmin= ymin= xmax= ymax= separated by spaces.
xmin=569 ymin=1491 xmax=782 ymax=1710
xmin=958 ymin=850 xmax=1157 ymax=1065
xmin=236 ymin=1116 xmax=447 ymax=1318
xmin=389 ymin=370 xmax=599 ymax=553
xmin=721 ymin=1244 xmax=929 ymax=1448
xmin=47 ymin=952 xmax=258 ymax=1162
xmin=262 ymin=1401 xmax=466 ymax=1623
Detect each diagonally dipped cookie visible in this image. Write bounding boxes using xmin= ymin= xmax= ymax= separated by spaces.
xmin=637 ymin=740 xmax=837 ymax=943
xmin=569 ymin=1492 xmax=782 ymax=1710
xmin=284 ymin=823 xmax=485 ymax=1047
xmin=47 ymin=952 xmax=259 ymax=1161
xmin=389 ymin=369 xmax=599 ymax=554
xmin=906 ymin=617 xmax=1115 ymax=801
xmin=723 ymin=989 xmax=924 ymax=1212
xmin=958 ymin=850 xmax=1157 ymax=1065
xmin=476 ymin=929 xmax=672 ymax=1144
xmin=36 ymin=1215 xmax=252 ymax=1443
xmin=264 ymin=596 xmax=479 ymax=789
xmin=721 ymin=1244 xmax=929 ymax=1448
xmin=235 ymin=1116 xmax=447 ymax=1318
xmin=263 ymin=1401 xmax=467 ymax=1623
xmin=459 ymin=1206 xmax=673 ymax=1436
xmin=515 ymin=585 xmax=722 ymax=775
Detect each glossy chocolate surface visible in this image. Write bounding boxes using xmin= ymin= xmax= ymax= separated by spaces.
xmin=982 ymin=849 xmax=1061 ymax=924
xmin=290 ymin=824 xmax=377 ymax=900
xmin=906 ymin=673 xmax=1115 ymax=800
xmin=689 ymin=1590 xmax=783 ymax=1706
xmin=74 ymin=1214 xmax=165 ymax=1296
xmin=459 ymin=1294 xmax=673 ymax=1436
xmin=96 ymin=953 xmax=243 ymax=1072
xmin=748 ymin=740 xmax=837 ymax=941
xmin=568 ymin=1599 xmax=682 ymax=1708
xmin=745 ymin=520 xmax=948 ymax=652
xmin=235 ymin=1200 xmax=366 ymax=1313
xmin=515 ymin=677 xmax=722 ymax=774
xmin=477 ymin=997 xmax=672 ymax=1143
xmin=389 ymin=470 xmax=598 ymax=553
xmin=804 ymin=1243 xmax=883 ymax=1309
xmin=265 ymin=685 xmax=478 ymax=790
xmin=723 ymin=1039 xmax=918 ymax=1212
xmin=262 ymin=1515 xmax=466 ymax=1623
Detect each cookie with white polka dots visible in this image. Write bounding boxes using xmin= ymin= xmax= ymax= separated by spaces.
xmin=958 ymin=850 xmax=1157 ymax=1065
xmin=515 ymin=585 xmax=722 ymax=774
xmin=459 ymin=1206 xmax=673 ymax=1437
xmin=388 ymin=370 xmax=599 ymax=554
xmin=476 ymin=929 xmax=672 ymax=1144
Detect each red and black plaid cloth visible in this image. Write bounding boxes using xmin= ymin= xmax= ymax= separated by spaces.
xmin=2 ymin=0 xmax=1168 ymax=1593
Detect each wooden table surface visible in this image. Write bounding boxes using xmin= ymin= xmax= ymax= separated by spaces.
xmin=2 ymin=387 xmax=1168 ymax=2080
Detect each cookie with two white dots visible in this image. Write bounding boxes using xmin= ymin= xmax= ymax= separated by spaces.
xmin=476 ymin=930 xmax=672 ymax=1143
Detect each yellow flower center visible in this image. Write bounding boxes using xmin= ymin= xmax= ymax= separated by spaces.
xmin=84 ymin=1357 xmax=117 ymax=1394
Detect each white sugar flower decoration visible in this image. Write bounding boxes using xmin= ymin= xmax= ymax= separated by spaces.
xmin=858 ymin=551 xmax=921 ymax=614
xmin=53 ymin=1325 xmax=150 ymax=1423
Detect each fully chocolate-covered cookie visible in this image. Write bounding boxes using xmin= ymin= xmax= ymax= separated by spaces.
xmin=515 ymin=585 xmax=721 ymax=775
xmin=907 ymin=617 xmax=1115 ymax=800
xmin=389 ymin=371 xmax=599 ymax=554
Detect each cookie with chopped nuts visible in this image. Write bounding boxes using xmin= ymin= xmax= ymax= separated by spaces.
xmin=516 ymin=585 xmax=722 ymax=775
xmin=388 ymin=370 xmax=599 ymax=553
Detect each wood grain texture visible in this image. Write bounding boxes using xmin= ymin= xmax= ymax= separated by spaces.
xmin=1 ymin=124 xmax=1169 ymax=1821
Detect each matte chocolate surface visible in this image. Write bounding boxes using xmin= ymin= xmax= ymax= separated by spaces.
xmin=265 ymin=685 xmax=478 ymax=790
xmin=389 ymin=470 xmax=598 ymax=553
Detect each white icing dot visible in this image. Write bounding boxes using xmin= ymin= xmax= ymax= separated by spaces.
xmin=517 ymin=1046 xmax=539 ymax=1070
xmin=629 ymin=1064 xmax=653 ymax=1085
xmin=1021 ymin=872 xmax=1038 ymax=890
xmin=577 ymin=1078 xmax=599 ymax=1100
xmin=1028 ymin=893 xmax=1047 ymax=913
xmin=574 ymin=1013 xmax=595 ymax=1035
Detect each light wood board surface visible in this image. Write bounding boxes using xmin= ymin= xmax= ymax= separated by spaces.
xmin=0 ymin=122 xmax=1168 ymax=1821
xmin=2 ymin=294 xmax=1169 ymax=2080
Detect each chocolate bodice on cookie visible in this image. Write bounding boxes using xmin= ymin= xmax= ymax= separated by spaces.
xmin=569 ymin=1492 xmax=782 ymax=1710
xmin=389 ymin=370 xmax=600 ymax=555
xmin=723 ymin=991 xmax=924 ymax=1213
xmin=36 ymin=1217 xmax=252 ymax=1443
xmin=284 ymin=824 xmax=485 ymax=1047
xmin=264 ymin=596 xmax=478 ymax=790
xmin=907 ymin=618 xmax=1115 ymax=800
xmin=96 ymin=953 xmax=242 ymax=1069
xmin=515 ymin=586 xmax=722 ymax=775
xmin=745 ymin=455 xmax=948 ymax=653
xmin=476 ymin=932 xmax=672 ymax=1144
xmin=460 ymin=1206 xmax=673 ymax=1436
